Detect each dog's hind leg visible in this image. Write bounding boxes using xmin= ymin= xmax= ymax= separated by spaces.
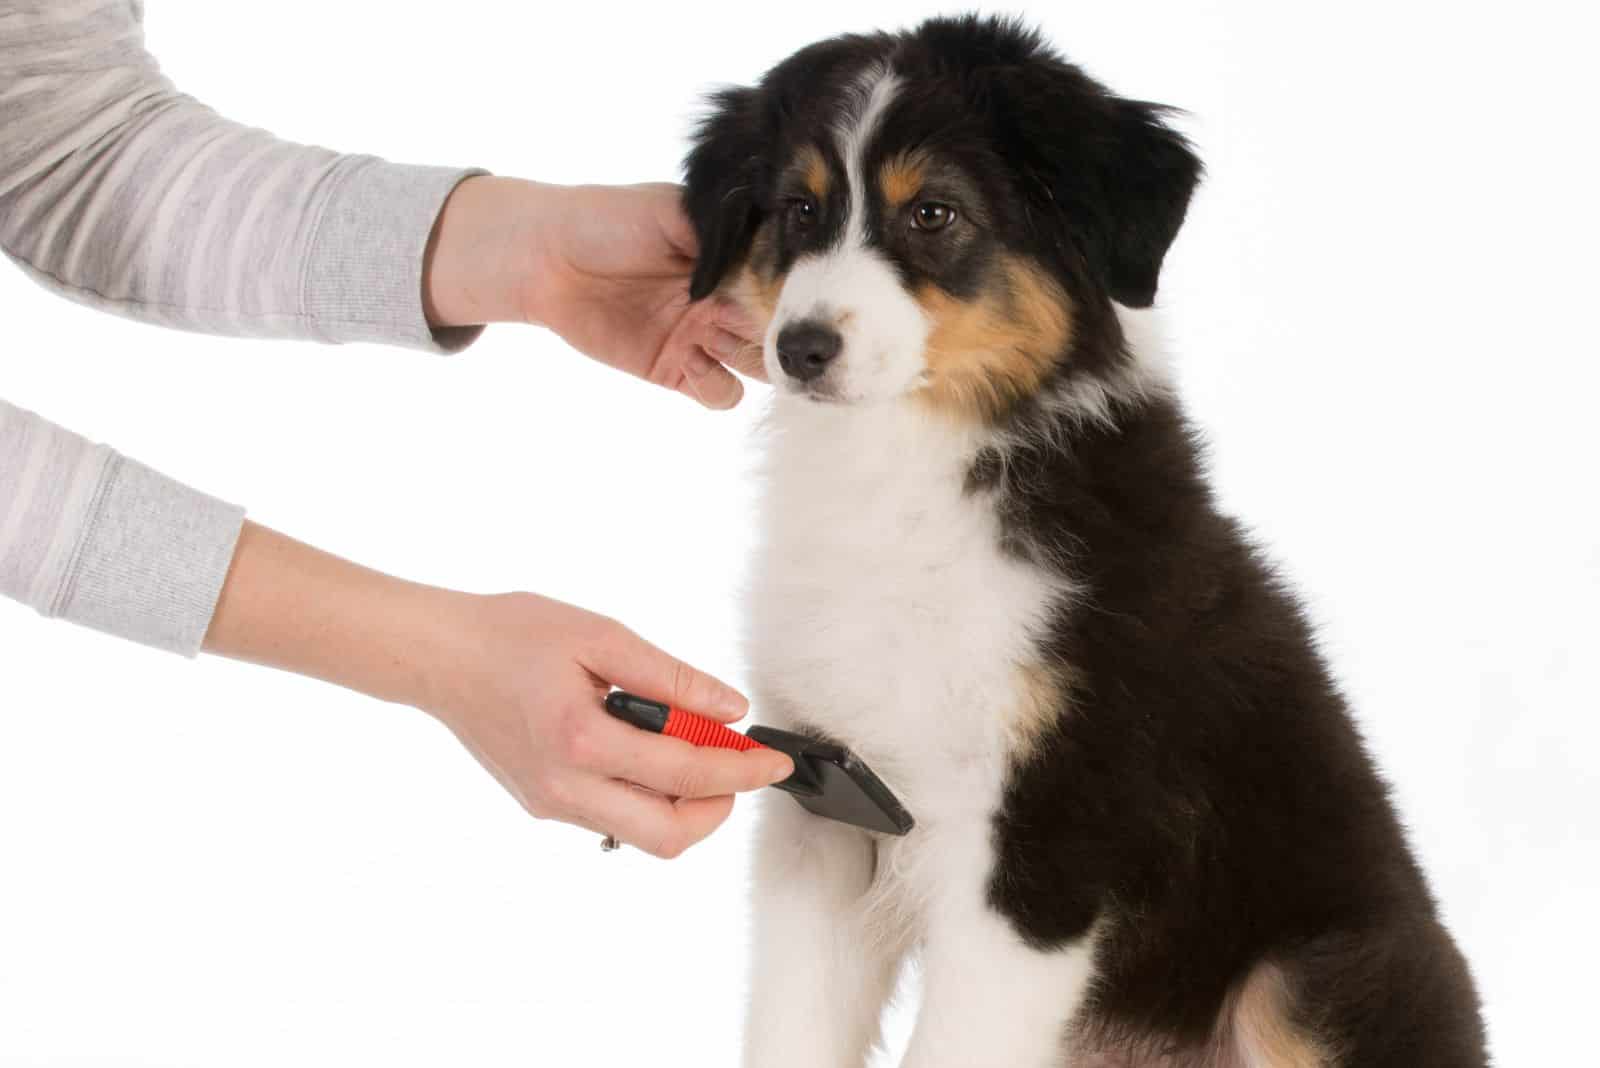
xmin=1285 ymin=923 xmax=1489 ymax=1067
xmin=743 ymin=793 xmax=906 ymax=1068
xmin=898 ymin=816 xmax=1096 ymax=1068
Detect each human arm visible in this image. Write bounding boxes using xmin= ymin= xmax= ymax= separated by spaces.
xmin=2 ymin=2 xmax=762 ymax=655
xmin=202 ymin=522 xmax=793 ymax=857
xmin=1 ymin=3 xmax=761 ymax=391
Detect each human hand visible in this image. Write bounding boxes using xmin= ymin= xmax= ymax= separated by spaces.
xmin=424 ymin=177 xmax=765 ymax=409
xmin=204 ymin=523 xmax=793 ymax=858
xmin=421 ymin=591 xmax=793 ymax=856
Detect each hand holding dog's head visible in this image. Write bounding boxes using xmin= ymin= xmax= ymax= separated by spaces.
xmin=682 ymin=16 xmax=1201 ymax=419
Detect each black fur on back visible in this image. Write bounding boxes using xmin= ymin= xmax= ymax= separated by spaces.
xmin=974 ymin=397 xmax=1488 ymax=1063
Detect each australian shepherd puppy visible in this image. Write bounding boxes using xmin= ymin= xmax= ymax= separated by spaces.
xmin=682 ymin=16 xmax=1488 ymax=1068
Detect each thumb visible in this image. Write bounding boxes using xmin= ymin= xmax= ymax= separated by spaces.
xmin=581 ymin=620 xmax=749 ymax=723
xmin=679 ymin=351 xmax=745 ymax=410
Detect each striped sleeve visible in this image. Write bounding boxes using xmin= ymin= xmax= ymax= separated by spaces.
xmin=0 ymin=401 xmax=245 ymax=655
xmin=0 ymin=0 xmax=485 ymax=350
xmin=0 ymin=0 xmax=483 ymax=654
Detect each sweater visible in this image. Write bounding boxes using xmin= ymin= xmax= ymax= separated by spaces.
xmin=1 ymin=0 xmax=482 ymax=654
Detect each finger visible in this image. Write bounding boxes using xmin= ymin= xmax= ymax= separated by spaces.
xmin=580 ymin=621 xmax=749 ymax=721
xmin=567 ymin=776 xmax=736 ymax=859
xmin=703 ymin=328 xmax=769 ymax=382
xmin=703 ymin=327 xmax=744 ymax=362
xmin=699 ymin=300 xmax=769 ymax=381
xmin=709 ymin=299 xmax=762 ymax=345
xmin=679 ymin=349 xmax=745 ymax=410
xmin=586 ymin=708 xmax=794 ymax=796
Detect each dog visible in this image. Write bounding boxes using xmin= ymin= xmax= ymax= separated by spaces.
xmin=682 ymin=16 xmax=1488 ymax=1067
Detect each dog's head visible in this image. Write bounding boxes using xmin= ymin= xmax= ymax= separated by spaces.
xmin=683 ymin=15 xmax=1201 ymax=421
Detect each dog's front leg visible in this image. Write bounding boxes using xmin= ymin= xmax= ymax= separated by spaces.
xmin=743 ymin=794 xmax=903 ymax=1068
xmin=898 ymin=819 xmax=1097 ymax=1068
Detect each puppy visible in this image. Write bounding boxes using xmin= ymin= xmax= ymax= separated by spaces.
xmin=683 ymin=16 xmax=1488 ymax=1067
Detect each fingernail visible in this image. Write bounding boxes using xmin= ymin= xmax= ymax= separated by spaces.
xmin=709 ymin=329 xmax=744 ymax=360
xmin=717 ymin=688 xmax=750 ymax=719
xmin=768 ymin=755 xmax=795 ymax=782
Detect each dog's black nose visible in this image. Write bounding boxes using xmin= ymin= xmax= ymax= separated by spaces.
xmin=776 ymin=320 xmax=843 ymax=382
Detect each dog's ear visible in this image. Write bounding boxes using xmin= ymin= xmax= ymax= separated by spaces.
xmin=684 ymin=86 xmax=769 ymax=301
xmin=1092 ymin=99 xmax=1202 ymax=307
xmin=995 ymin=63 xmax=1202 ymax=308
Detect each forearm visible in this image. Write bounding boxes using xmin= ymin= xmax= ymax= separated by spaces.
xmin=202 ymin=521 xmax=457 ymax=710
xmin=201 ymin=520 xmax=793 ymax=857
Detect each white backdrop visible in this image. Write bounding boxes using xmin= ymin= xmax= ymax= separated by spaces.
xmin=3 ymin=1 xmax=1595 ymax=1064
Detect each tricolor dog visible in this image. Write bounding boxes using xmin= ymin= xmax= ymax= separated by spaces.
xmin=683 ymin=16 xmax=1488 ymax=1067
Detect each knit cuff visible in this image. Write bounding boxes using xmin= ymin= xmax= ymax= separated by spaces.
xmin=50 ymin=456 xmax=246 ymax=657
xmin=302 ymin=159 xmax=488 ymax=353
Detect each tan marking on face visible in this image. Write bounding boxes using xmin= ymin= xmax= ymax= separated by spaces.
xmin=797 ymin=144 xmax=829 ymax=201
xmin=719 ymin=217 xmax=782 ymax=327
xmin=916 ymin=255 xmax=1075 ymax=422
xmin=1231 ymin=963 xmax=1332 ymax=1068
xmin=729 ymin=264 xmax=780 ymax=321
xmin=879 ymin=151 xmax=928 ymax=208
xmin=714 ymin=263 xmax=779 ymax=380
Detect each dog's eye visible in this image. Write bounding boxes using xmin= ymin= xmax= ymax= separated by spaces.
xmin=787 ymin=197 xmax=819 ymax=229
xmin=911 ymin=201 xmax=957 ymax=232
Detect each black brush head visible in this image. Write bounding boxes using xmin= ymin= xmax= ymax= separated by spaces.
xmin=747 ymin=725 xmax=914 ymax=836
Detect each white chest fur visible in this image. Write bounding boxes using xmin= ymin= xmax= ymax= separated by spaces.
xmin=744 ymin=398 xmax=1067 ymax=836
xmin=737 ymin=335 xmax=1156 ymax=1068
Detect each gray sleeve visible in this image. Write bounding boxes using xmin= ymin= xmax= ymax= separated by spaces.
xmin=0 ymin=0 xmax=486 ymax=351
xmin=0 ymin=0 xmax=484 ymax=654
xmin=0 ymin=401 xmax=245 ymax=656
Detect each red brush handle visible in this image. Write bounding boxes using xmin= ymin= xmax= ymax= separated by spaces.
xmin=604 ymin=691 xmax=769 ymax=752
xmin=662 ymin=706 xmax=769 ymax=751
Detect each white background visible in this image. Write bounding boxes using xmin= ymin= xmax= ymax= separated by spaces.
xmin=3 ymin=1 xmax=1595 ymax=1064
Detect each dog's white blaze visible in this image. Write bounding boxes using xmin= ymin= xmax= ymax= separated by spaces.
xmin=838 ymin=66 xmax=901 ymax=248
xmin=742 ymin=386 xmax=1098 ymax=1066
xmin=764 ymin=67 xmax=931 ymax=403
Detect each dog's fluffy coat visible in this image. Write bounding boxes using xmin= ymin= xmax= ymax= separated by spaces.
xmin=683 ymin=16 xmax=1488 ymax=1067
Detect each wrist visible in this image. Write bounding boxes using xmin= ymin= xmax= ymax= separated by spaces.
xmin=423 ymin=176 xmax=557 ymax=329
